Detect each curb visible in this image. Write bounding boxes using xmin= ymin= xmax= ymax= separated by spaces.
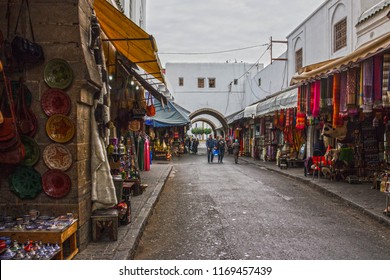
xmin=118 ymin=164 xmax=173 ymax=260
xmin=239 ymin=158 xmax=390 ymax=228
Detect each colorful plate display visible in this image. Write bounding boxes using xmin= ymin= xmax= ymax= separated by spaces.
xmin=42 ymin=169 xmax=71 ymax=198
xmin=43 ymin=58 xmax=73 ymax=89
xmin=9 ymin=166 xmax=42 ymax=199
xmin=45 ymin=114 xmax=75 ymax=143
xmin=21 ymin=135 xmax=40 ymax=166
xmin=41 ymin=88 xmax=71 ymax=116
xmin=42 ymin=143 xmax=72 ymax=171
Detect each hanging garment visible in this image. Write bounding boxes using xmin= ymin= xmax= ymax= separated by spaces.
xmin=320 ymin=78 xmax=328 ymax=112
xmin=346 ymin=68 xmax=357 ymax=106
xmin=309 ymin=82 xmax=315 ymax=115
xmin=358 ymin=66 xmax=364 ymax=107
xmin=373 ymin=55 xmax=383 ymax=108
xmin=362 ymin=57 xmax=374 ymax=112
xmin=297 ymin=86 xmax=302 ymax=112
xmin=339 ymin=71 xmax=348 ymax=118
xmin=333 ymin=73 xmax=341 ymax=127
xmin=312 ymin=80 xmax=320 ymax=117
xmin=382 ymin=54 xmax=390 ymax=107
xmin=144 ymin=138 xmax=150 ymax=171
xmin=91 ymin=100 xmax=117 ymax=211
xmin=327 ymin=76 xmax=334 ymax=108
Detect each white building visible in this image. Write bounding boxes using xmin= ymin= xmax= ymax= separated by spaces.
xmin=112 ymin=0 xmax=147 ymax=29
xmin=165 ymin=62 xmax=263 ymax=133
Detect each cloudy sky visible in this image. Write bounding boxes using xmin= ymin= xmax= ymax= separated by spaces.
xmin=146 ymin=0 xmax=325 ymax=67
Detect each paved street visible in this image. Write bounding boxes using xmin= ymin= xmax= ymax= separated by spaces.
xmin=135 ymin=146 xmax=390 ymax=260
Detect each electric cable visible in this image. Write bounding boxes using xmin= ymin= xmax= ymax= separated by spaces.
xmin=159 ymin=43 xmax=269 ymax=55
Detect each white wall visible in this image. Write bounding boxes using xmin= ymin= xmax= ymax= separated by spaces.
xmin=166 ymin=62 xmax=263 ymax=117
xmin=121 ymin=0 xmax=146 ymax=29
xmin=284 ymin=0 xmax=386 ymax=84
xmin=249 ymin=52 xmax=289 ymax=98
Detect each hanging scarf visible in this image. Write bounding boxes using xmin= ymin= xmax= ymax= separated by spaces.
xmin=312 ymin=80 xmax=320 ymax=117
xmin=320 ymin=78 xmax=328 ymax=112
xmin=358 ymin=66 xmax=363 ymax=106
xmin=327 ymin=76 xmax=333 ymax=108
xmin=373 ymin=54 xmax=383 ymax=108
xmin=339 ymin=71 xmax=348 ymax=117
xmin=346 ymin=68 xmax=357 ymax=105
xmin=362 ymin=57 xmax=374 ymax=112
xmin=301 ymin=84 xmax=307 ymax=113
xmin=309 ymin=82 xmax=315 ymax=115
xmin=333 ymin=73 xmax=341 ymax=127
xmin=382 ymin=54 xmax=390 ymax=107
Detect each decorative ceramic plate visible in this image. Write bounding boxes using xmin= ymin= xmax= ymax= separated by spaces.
xmin=42 ymin=143 xmax=72 ymax=171
xmin=41 ymin=88 xmax=71 ymax=116
xmin=44 ymin=58 xmax=73 ymax=89
xmin=45 ymin=114 xmax=75 ymax=143
xmin=42 ymin=169 xmax=71 ymax=198
xmin=21 ymin=135 xmax=40 ymax=166
xmin=9 ymin=166 xmax=42 ymax=199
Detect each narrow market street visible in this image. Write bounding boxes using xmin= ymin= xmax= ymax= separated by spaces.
xmin=134 ymin=146 xmax=390 ymax=260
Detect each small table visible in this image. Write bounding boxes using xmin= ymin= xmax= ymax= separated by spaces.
xmin=0 ymin=220 xmax=78 ymax=260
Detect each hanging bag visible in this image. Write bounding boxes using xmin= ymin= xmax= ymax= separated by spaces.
xmin=146 ymin=94 xmax=156 ymax=117
xmin=15 ymin=78 xmax=37 ymax=136
xmin=11 ymin=0 xmax=44 ymax=65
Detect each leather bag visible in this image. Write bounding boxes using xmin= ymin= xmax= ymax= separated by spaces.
xmin=146 ymin=95 xmax=156 ymax=117
xmin=15 ymin=79 xmax=37 ymax=136
xmin=11 ymin=0 xmax=44 ymax=65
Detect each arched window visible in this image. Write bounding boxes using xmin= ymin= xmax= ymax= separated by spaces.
xmin=332 ymin=4 xmax=347 ymax=53
xmin=294 ymin=37 xmax=303 ymax=73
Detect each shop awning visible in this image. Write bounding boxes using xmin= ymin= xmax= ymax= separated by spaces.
xmin=94 ymin=0 xmax=165 ymax=84
xmin=291 ymin=32 xmax=390 ymax=85
xmin=256 ymin=87 xmax=298 ymax=116
xmin=145 ymin=99 xmax=190 ymax=128
xmin=227 ymin=110 xmax=245 ymax=124
xmin=243 ymin=103 xmax=258 ymax=118
xmin=118 ymin=58 xmax=167 ymax=104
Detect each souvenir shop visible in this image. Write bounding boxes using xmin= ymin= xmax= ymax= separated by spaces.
xmin=145 ymin=98 xmax=190 ymax=160
xmin=291 ymin=33 xmax=390 ymax=185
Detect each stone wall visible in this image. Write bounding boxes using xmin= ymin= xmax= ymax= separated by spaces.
xmin=0 ymin=0 xmax=102 ymax=250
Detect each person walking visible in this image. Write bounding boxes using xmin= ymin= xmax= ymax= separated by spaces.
xmin=206 ymin=134 xmax=215 ymax=163
xmin=232 ymin=139 xmax=240 ymax=164
xmin=217 ymin=136 xmax=226 ymax=163
xmin=193 ymin=138 xmax=199 ymax=154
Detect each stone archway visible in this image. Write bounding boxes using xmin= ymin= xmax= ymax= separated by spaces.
xmin=189 ymin=108 xmax=228 ymax=135
xmin=191 ymin=117 xmax=217 ymax=133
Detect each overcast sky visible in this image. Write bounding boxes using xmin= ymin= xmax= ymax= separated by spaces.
xmin=146 ymin=0 xmax=326 ymax=67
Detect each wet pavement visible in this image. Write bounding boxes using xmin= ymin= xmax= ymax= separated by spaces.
xmin=75 ymin=148 xmax=390 ymax=260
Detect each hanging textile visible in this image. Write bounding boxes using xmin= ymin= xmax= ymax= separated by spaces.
xmin=382 ymin=54 xmax=390 ymax=107
xmin=358 ymin=66 xmax=364 ymax=107
xmin=333 ymin=73 xmax=341 ymax=127
xmin=373 ymin=54 xmax=383 ymax=108
xmin=320 ymin=78 xmax=328 ymax=112
xmin=144 ymin=138 xmax=150 ymax=171
xmin=327 ymin=76 xmax=333 ymax=108
xmin=339 ymin=71 xmax=348 ymax=118
xmin=309 ymin=82 xmax=315 ymax=115
xmin=362 ymin=57 xmax=374 ymax=112
xmin=346 ymin=68 xmax=357 ymax=105
xmin=312 ymin=80 xmax=320 ymax=117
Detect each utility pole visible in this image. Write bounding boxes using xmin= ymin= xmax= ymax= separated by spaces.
xmin=270 ymin=36 xmax=288 ymax=64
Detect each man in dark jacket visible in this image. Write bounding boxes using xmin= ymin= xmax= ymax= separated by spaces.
xmin=216 ymin=136 xmax=226 ymax=163
xmin=206 ymin=134 xmax=215 ymax=163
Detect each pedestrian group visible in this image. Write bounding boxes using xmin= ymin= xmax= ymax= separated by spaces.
xmin=206 ymin=135 xmax=240 ymax=164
